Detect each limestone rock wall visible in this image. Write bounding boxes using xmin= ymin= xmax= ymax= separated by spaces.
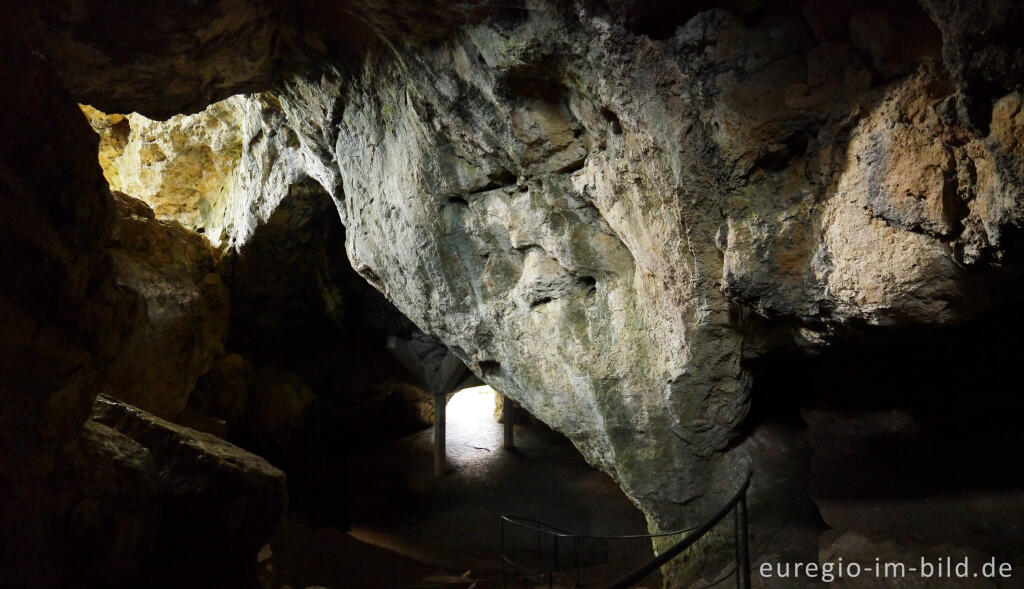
xmin=82 ymin=101 xmax=247 ymax=246
xmin=80 ymin=89 xmax=428 ymax=526
xmin=0 ymin=6 xmax=294 ymax=585
xmin=7 ymin=0 xmax=282 ymax=119
xmin=103 ymin=192 xmax=229 ymax=419
xmin=80 ymin=91 xmax=328 ymax=251
xmin=0 ymin=35 xmax=139 ymax=585
xmin=231 ymin=2 xmax=1024 ymax=528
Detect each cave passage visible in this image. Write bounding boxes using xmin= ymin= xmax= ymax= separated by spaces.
xmin=340 ymin=384 xmax=653 ymax=587
xmin=444 ymin=385 xmax=503 ymax=447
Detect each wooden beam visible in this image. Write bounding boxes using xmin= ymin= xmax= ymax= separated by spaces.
xmin=385 ymin=335 xmax=466 ymax=393
xmin=434 ymin=391 xmax=447 ymax=476
xmin=386 ymin=335 xmax=467 ymax=477
xmin=503 ymin=395 xmax=514 ymax=450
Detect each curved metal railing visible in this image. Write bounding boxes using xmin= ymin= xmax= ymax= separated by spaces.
xmin=500 ymin=470 xmax=752 ymax=588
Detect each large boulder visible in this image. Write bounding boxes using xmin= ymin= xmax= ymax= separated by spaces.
xmin=60 ymin=421 xmax=160 ymax=587
xmin=103 ymin=192 xmax=229 ymax=419
xmin=91 ymin=394 xmax=288 ymax=585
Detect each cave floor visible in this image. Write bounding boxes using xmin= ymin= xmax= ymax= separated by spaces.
xmin=334 ymin=389 xmax=656 ymax=588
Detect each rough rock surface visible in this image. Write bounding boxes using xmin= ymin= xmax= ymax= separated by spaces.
xmin=91 ymin=394 xmax=288 ymax=584
xmin=80 ymin=93 xmax=312 ymax=250
xmin=5 ymin=0 xmax=1024 ymax=579
xmin=245 ymin=366 xmax=316 ymax=457
xmin=6 ymin=0 xmax=281 ymax=119
xmin=187 ymin=352 xmax=254 ymax=434
xmin=82 ymin=101 xmax=248 ymax=245
xmin=104 ymin=192 xmax=229 ymax=419
xmin=0 ymin=34 xmax=138 ymax=585
xmin=84 ymin=90 xmax=431 ymax=526
xmin=226 ymin=2 xmax=1024 ymax=528
xmin=54 ymin=0 xmax=1021 ymax=532
xmin=61 ymin=421 xmax=160 ymax=587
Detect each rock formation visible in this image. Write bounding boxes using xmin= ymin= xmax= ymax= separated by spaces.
xmin=0 ymin=30 xmax=283 ymax=586
xmin=82 ymin=102 xmax=248 ymax=245
xmin=8 ymin=0 xmax=281 ymax=119
xmin=103 ymin=192 xmax=229 ymax=419
xmin=0 ymin=34 xmax=139 ymax=586
xmin=3 ymin=0 xmax=1024 ymax=585
xmin=227 ymin=1 xmax=1024 ymax=531
xmin=81 ymin=84 xmax=435 ymax=531
xmin=90 ymin=395 xmax=288 ymax=586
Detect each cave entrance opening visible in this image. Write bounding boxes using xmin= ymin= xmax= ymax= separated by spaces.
xmin=446 ymin=385 xmax=498 ymax=420
xmin=441 ymin=384 xmax=517 ymax=473
xmin=344 ymin=382 xmax=653 ymax=585
xmin=445 ymin=385 xmax=507 ymax=450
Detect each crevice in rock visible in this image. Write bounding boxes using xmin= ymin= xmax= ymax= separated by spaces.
xmin=529 ymin=295 xmax=553 ymax=308
xmin=555 ymin=154 xmax=588 ymax=174
xmin=600 ymin=107 xmax=623 ymax=136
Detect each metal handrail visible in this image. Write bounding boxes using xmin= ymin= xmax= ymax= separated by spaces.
xmin=499 ymin=469 xmax=753 ymax=589
xmin=607 ymin=470 xmax=752 ymax=589
xmin=501 ymin=515 xmax=701 ymax=540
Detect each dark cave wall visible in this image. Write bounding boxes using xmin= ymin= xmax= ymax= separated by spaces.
xmin=213 ymin=178 xmax=429 ymax=524
xmin=743 ymin=303 xmax=1024 ymax=577
xmin=0 ymin=35 xmax=139 ymax=586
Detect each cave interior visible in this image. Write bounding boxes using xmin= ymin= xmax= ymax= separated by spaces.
xmin=2 ymin=1 xmax=1024 ymax=588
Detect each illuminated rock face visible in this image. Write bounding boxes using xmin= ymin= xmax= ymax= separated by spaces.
xmin=80 ymin=93 xmax=317 ymax=251
xmin=81 ymin=101 xmax=247 ymax=247
xmin=243 ymin=5 xmax=1024 ymax=528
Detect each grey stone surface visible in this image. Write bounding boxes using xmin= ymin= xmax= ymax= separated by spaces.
xmin=215 ymin=3 xmax=1024 ymax=530
xmin=91 ymin=394 xmax=288 ymax=568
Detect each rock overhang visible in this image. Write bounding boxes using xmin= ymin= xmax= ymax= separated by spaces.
xmin=14 ymin=0 xmax=1024 ymax=534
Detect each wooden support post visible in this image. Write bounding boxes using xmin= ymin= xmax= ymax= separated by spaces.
xmin=386 ymin=335 xmax=465 ymax=478
xmin=503 ymin=395 xmax=515 ymax=450
xmin=738 ymin=494 xmax=751 ymax=589
xmin=434 ymin=391 xmax=447 ymax=476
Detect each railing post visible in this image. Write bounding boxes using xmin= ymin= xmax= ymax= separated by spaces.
xmin=503 ymin=395 xmax=515 ymax=449
xmin=737 ymin=494 xmax=751 ymax=589
xmin=734 ymin=505 xmax=741 ymax=589
xmin=552 ymin=533 xmax=558 ymax=589
xmin=606 ymin=470 xmax=752 ymax=589
xmin=574 ymin=537 xmax=581 ymax=588
xmin=434 ymin=391 xmax=446 ymax=476
xmin=501 ymin=518 xmax=507 ymax=589
xmin=537 ymin=528 xmax=543 ymax=581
